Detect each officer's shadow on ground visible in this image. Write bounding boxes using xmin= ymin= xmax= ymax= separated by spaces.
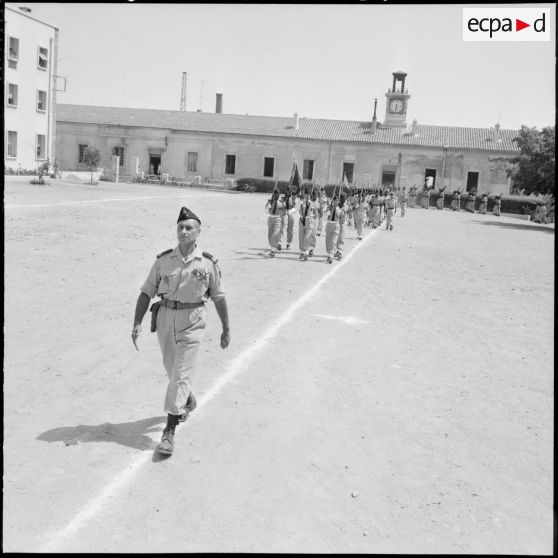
xmin=37 ymin=416 xmax=167 ymax=452
xmin=470 ymin=220 xmax=554 ymax=233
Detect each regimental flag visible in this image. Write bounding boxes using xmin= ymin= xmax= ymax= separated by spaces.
xmin=288 ymin=161 xmax=303 ymax=195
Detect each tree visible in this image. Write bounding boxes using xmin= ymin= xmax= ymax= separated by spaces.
xmin=508 ymin=126 xmax=555 ymax=196
xmin=83 ymin=146 xmax=101 ymax=184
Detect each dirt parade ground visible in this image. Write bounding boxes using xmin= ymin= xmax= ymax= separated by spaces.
xmin=3 ymin=176 xmax=554 ymax=554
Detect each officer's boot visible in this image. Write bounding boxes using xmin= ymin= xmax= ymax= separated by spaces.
xmin=157 ymin=414 xmax=179 ymax=455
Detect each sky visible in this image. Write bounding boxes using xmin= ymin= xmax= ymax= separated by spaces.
xmin=17 ymin=2 xmax=556 ymax=130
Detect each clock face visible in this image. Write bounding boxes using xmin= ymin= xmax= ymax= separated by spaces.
xmin=390 ymin=99 xmax=404 ymax=113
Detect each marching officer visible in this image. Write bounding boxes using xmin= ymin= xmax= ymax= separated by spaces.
xmin=131 ymin=206 xmax=230 ymax=456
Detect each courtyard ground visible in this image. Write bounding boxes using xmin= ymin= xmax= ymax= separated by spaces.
xmin=3 ymin=176 xmax=554 ymax=553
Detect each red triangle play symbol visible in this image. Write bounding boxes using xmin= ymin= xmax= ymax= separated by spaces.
xmin=516 ymin=19 xmax=530 ymax=31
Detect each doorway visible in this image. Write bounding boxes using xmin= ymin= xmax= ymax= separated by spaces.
xmin=466 ymin=171 xmax=479 ymax=192
xmin=424 ymin=168 xmax=437 ymax=188
xmin=149 ymin=155 xmax=161 ymax=175
xmin=381 ymin=171 xmax=396 ymax=189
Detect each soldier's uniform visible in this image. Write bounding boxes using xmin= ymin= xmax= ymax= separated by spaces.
xmin=421 ymin=188 xmax=430 ymax=209
xmin=385 ymin=192 xmax=397 ymax=230
xmin=266 ymin=191 xmax=284 ymax=256
xmin=317 ymin=189 xmax=328 ymax=236
xmin=436 ymin=187 xmax=446 ymax=210
xmin=370 ymin=194 xmax=382 ymax=228
xmin=279 ymin=191 xmax=296 ymax=250
xmin=479 ymin=193 xmax=488 ymax=214
xmin=466 ymin=192 xmax=475 ymax=213
xmin=298 ymin=192 xmax=320 ymax=260
xmin=493 ymin=195 xmax=502 ymax=216
xmin=354 ymin=194 xmax=369 ymax=240
xmin=141 ymin=246 xmax=225 ymax=418
xmin=324 ymin=197 xmax=346 ymax=263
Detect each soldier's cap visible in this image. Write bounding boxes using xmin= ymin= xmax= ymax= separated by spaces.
xmin=177 ymin=206 xmax=201 ymax=224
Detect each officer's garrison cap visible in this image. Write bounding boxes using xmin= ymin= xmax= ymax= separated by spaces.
xmin=177 ymin=206 xmax=201 ymax=224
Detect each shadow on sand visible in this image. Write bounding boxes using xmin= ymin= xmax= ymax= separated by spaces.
xmin=470 ymin=219 xmax=554 ymax=233
xmin=37 ymin=416 xmax=167 ymax=451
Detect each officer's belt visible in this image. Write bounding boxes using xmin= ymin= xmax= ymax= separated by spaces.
xmin=160 ymin=298 xmax=205 ymax=310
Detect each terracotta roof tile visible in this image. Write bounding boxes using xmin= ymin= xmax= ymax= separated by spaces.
xmin=57 ymin=104 xmax=519 ymax=152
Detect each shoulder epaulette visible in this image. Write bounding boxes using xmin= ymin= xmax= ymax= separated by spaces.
xmin=202 ymin=251 xmax=219 ymax=265
xmin=157 ymin=248 xmax=173 ymax=259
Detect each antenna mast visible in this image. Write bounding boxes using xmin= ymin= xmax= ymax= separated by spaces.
xmin=199 ymin=81 xmax=204 ymax=111
xmin=180 ymin=72 xmax=187 ymax=111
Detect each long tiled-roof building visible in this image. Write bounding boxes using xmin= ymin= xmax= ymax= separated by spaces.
xmin=55 ymin=71 xmax=519 ymax=193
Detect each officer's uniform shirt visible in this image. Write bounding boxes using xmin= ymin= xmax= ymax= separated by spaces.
xmin=141 ymin=245 xmax=226 ymax=304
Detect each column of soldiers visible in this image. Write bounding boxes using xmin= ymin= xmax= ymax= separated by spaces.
xmin=265 ymin=183 xmax=400 ymax=263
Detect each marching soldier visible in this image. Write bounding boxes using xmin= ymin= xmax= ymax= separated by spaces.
xmin=316 ymin=187 xmax=328 ymax=236
xmin=334 ymin=192 xmax=349 ymax=259
xmin=278 ymin=187 xmax=296 ymax=250
xmin=370 ymin=192 xmax=382 ymax=228
xmin=325 ymin=192 xmax=340 ymax=264
xmin=385 ymin=191 xmax=397 ymax=231
xmin=308 ymin=189 xmax=321 ymax=256
xmin=131 ymin=206 xmax=230 ymax=456
xmin=298 ymin=188 xmax=319 ymax=261
xmin=265 ymin=189 xmax=285 ymax=257
xmin=354 ymin=190 xmax=369 ymax=240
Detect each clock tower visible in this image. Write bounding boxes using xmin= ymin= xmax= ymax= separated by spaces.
xmin=383 ymin=71 xmax=410 ymax=128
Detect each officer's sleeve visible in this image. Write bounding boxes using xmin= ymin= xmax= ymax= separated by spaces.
xmin=208 ymin=262 xmax=226 ymax=302
xmin=140 ymin=259 xmax=160 ymax=299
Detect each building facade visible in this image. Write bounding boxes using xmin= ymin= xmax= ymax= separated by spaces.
xmin=4 ymin=4 xmax=59 ymax=172
xmin=55 ymin=72 xmax=519 ymax=194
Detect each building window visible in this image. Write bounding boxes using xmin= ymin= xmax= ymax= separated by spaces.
xmin=36 ymin=134 xmax=46 ymax=160
xmin=303 ymin=159 xmax=314 ymax=180
xmin=7 ymin=83 xmax=18 ymax=107
xmin=38 ymin=46 xmax=48 ymax=70
xmin=78 ymin=144 xmax=88 ymax=163
xmin=187 ymin=152 xmax=198 ymax=172
xmin=225 ymin=154 xmax=236 ymax=175
xmin=7 ymin=131 xmax=17 ymax=158
xmin=37 ymin=90 xmax=47 ymax=112
xmin=8 ymin=37 xmax=19 ymax=61
xmin=113 ymin=146 xmax=125 ymax=166
xmin=263 ymin=157 xmax=275 ymax=178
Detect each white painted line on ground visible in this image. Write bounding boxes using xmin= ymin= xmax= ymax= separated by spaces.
xmin=6 ymin=195 xmax=195 ymax=209
xmin=39 ymin=226 xmax=379 ymax=552
xmin=311 ymin=313 xmax=369 ymax=325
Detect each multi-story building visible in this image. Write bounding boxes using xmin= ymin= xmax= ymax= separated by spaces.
xmin=55 ymin=71 xmax=519 ymax=194
xmin=4 ymin=4 xmax=59 ymax=171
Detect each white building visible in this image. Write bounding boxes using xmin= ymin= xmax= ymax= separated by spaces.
xmin=4 ymin=4 xmax=59 ymax=171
